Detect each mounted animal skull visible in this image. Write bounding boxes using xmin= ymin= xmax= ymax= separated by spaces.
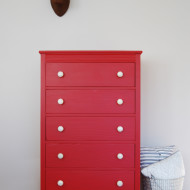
xmin=51 ymin=0 xmax=70 ymax=17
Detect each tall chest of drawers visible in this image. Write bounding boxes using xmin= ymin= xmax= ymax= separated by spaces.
xmin=40 ymin=51 xmax=142 ymax=190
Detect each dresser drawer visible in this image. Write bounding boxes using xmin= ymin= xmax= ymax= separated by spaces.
xmin=46 ymin=169 xmax=134 ymax=190
xmin=46 ymin=117 xmax=135 ymax=141
xmin=46 ymin=143 xmax=134 ymax=168
xmin=46 ymin=89 xmax=136 ymax=114
xmin=46 ymin=62 xmax=135 ymax=87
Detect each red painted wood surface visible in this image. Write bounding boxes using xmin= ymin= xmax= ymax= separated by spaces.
xmin=40 ymin=54 xmax=46 ymax=190
xmin=40 ymin=50 xmax=142 ymax=54
xmin=46 ymin=169 xmax=134 ymax=190
xmin=135 ymin=54 xmax=141 ymax=190
xmin=46 ymin=89 xmax=136 ymax=114
xmin=46 ymin=62 xmax=135 ymax=86
xmin=46 ymin=143 xmax=134 ymax=168
xmin=46 ymin=116 xmax=136 ymax=141
xmin=40 ymin=51 xmax=142 ymax=190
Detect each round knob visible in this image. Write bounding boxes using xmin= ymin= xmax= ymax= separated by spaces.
xmin=117 ymin=153 xmax=123 ymax=159
xmin=117 ymin=180 xmax=123 ymax=187
xmin=117 ymin=99 xmax=123 ymax=105
xmin=57 ymin=180 xmax=64 ymax=186
xmin=58 ymin=153 xmax=64 ymax=159
xmin=58 ymin=71 xmax=64 ymax=78
xmin=58 ymin=126 xmax=64 ymax=132
xmin=58 ymin=98 xmax=64 ymax=105
xmin=117 ymin=71 xmax=123 ymax=78
xmin=117 ymin=126 xmax=124 ymax=133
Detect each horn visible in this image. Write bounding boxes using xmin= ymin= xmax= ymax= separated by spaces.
xmin=51 ymin=0 xmax=70 ymax=17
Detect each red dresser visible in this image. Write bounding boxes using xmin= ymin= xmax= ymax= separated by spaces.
xmin=40 ymin=51 xmax=142 ymax=190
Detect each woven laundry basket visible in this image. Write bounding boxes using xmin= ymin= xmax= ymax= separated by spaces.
xmin=142 ymin=175 xmax=184 ymax=190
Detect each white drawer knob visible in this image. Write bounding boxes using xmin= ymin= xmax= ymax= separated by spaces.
xmin=58 ymin=153 xmax=64 ymax=159
xmin=117 ymin=71 xmax=123 ymax=78
xmin=58 ymin=98 xmax=64 ymax=105
xmin=117 ymin=153 xmax=123 ymax=159
xmin=58 ymin=126 xmax=64 ymax=132
xmin=117 ymin=126 xmax=124 ymax=132
xmin=58 ymin=71 xmax=64 ymax=78
xmin=117 ymin=99 xmax=123 ymax=105
xmin=117 ymin=180 xmax=123 ymax=187
xmin=57 ymin=180 xmax=64 ymax=186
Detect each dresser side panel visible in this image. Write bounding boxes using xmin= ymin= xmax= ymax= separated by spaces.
xmin=41 ymin=54 xmax=46 ymax=190
xmin=135 ymin=54 xmax=141 ymax=190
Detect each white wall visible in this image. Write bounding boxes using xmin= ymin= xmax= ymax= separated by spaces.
xmin=0 ymin=0 xmax=190 ymax=189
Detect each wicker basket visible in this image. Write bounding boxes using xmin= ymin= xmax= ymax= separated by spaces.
xmin=142 ymin=175 xmax=185 ymax=190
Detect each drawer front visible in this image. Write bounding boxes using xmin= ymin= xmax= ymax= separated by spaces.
xmin=46 ymin=117 xmax=135 ymax=141
xmin=46 ymin=89 xmax=136 ymax=114
xmin=46 ymin=169 xmax=134 ymax=190
xmin=46 ymin=143 xmax=134 ymax=168
xmin=46 ymin=62 xmax=135 ymax=87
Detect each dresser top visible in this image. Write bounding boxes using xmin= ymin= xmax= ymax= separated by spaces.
xmin=39 ymin=50 xmax=142 ymax=55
